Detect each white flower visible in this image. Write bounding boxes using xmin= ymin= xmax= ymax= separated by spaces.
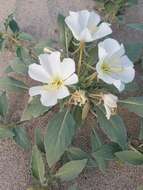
xmin=28 ymin=51 xmax=78 ymax=107
xmin=102 ymin=93 xmax=118 ymax=120
xmin=96 ymin=38 xmax=135 ymax=92
xmin=65 ymin=10 xmax=112 ymax=42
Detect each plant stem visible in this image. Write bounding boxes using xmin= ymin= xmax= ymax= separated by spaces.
xmin=77 ymin=41 xmax=84 ymax=76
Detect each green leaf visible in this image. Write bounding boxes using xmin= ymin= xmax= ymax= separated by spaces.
xmin=92 ymin=143 xmax=122 ymax=161
xmin=91 ymin=129 xmax=102 ymax=152
xmin=0 ymin=91 xmax=8 ymax=117
xmin=44 ymin=110 xmax=75 ymax=167
xmin=12 ymin=127 xmax=31 ymax=150
xmin=67 ymin=147 xmax=97 ymax=168
xmin=67 ymin=147 xmax=88 ymax=160
xmin=21 ymin=97 xmax=50 ymax=121
xmin=128 ymin=23 xmax=143 ymax=31
xmin=9 ymin=19 xmax=20 ymax=33
xmin=31 ymin=145 xmax=45 ymax=184
xmin=18 ymin=32 xmax=34 ymax=41
xmin=125 ymin=43 xmax=143 ymax=62
xmin=34 ymin=128 xmax=45 ymax=153
xmin=55 ymin=159 xmax=87 ymax=182
xmin=127 ymin=0 xmax=138 ymax=6
xmin=0 ymin=127 xmax=14 ymax=139
xmin=0 ymin=76 xmax=28 ymax=92
xmin=95 ymin=106 xmax=127 ymax=149
xmin=10 ymin=57 xmax=28 ymax=75
xmin=115 ymin=150 xmax=143 ymax=165
xmin=120 ymin=97 xmax=143 ymax=117
xmin=0 ymin=37 xmax=4 ymax=50
xmin=57 ymin=14 xmax=72 ymax=54
xmin=91 ymin=129 xmax=106 ymax=172
xmin=139 ymin=119 xmax=143 ymax=140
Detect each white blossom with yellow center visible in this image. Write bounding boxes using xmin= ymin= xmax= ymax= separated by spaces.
xmin=102 ymin=93 xmax=118 ymax=120
xmin=28 ymin=51 xmax=78 ymax=107
xmin=96 ymin=38 xmax=135 ymax=92
xmin=65 ymin=10 xmax=112 ymax=42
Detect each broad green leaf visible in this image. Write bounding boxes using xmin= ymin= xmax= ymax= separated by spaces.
xmin=95 ymin=106 xmax=127 ymax=149
xmin=18 ymin=32 xmax=34 ymax=41
xmin=0 ymin=77 xmax=28 ymax=92
xmin=139 ymin=119 xmax=143 ymax=140
xmin=34 ymin=128 xmax=45 ymax=153
xmin=0 ymin=37 xmax=4 ymax=50
xmin=91 ymin=129 xmax=102 ymax=152
xmin=9 ymin=57 xmax=28 ymax=75
xmin=12 ymin=127 xmax=31 ymax=150
xmin=0 ymin=127 xmax=14 ymax=139
xmin=128 ymin=23 xmax=143 ymax=31
xmin=67 ymin=147 xmax=89 ymax=160
xmin=31 ymin=145 xmax=45 ymax=184
xmin=55 ymin=159 xmax=87 ymax=182
xmin=21 ymin=97 xmax=50 ymax=121
xmin=44 ymin=110 xmax=75 ymax=167
xmin=119 ymin=97 xmax=143 ymax=117
xmin=125 ymin=43 xmax=143 ymax=62
xmin=92 ymin=143 xmax=122 ymax=161
xmin=115 ymin=150 xmax=143 ymax=165
xmin=9 ymin=19 xmax=20 ymax=33
xmin=72 ymin=106 xmax=82 ymax=127
xmin=67 ymin=147 xmax=97 ymax=168
xmin=127 ymin=0 xmax=138 ymax=6
xmin=0 ymin=91 xmax=8 ymax=117
xmin=91 ymin=129 xmax=106 ymax=171
xmin=57 ymin=14 xmax=72 ymax=54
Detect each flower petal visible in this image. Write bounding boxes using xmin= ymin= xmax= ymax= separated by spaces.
xmin=121 ymin=55 xmax=134 ymax=67
xmin=79 ymin=28 xmax=92 ymax=42
xmin=40 ymin=91 xmax=58 ymax=107
xmin=87 ymin=11 xmax=101 ymax=26
xmin=57 ymin=86 xmax=70 ymax=99
xmin=28 ymin=63 xmax=50 ymax=83
xmin=98 ymin=38 xmax=125 ymax=58
xmin=39 ymin=52 xmax=61 ymax=76
xmin=64 ymin=73 xmax=78 ymax=85
xmin=61 ymin=58 xmax=76 ymax=79
xmin=29 ymin=86 xmax=42 ymax=96
xmin=65 ymin=11 xmax=81 ymax=41
xmin=93 ymin=22 xmax=112 ymax=40
xmin=113 ymin=80 xmax=125 ymax=92
xmin=104 ymin=104 xmax=111 ymax=120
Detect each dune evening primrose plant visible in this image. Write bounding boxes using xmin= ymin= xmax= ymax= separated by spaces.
xmin=0 ymin=9 xmax=143 ymax=190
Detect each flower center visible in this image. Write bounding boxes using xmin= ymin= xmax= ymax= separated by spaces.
xmin=88 ymin=25 xmax=99 ymax=34
xmin=101 ymin=61 xmax=124 ymax=74
xmin=43 ymin=77 xmax=64 ymax=91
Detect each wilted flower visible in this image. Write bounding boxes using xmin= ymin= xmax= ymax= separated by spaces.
xmin=70 ymin=90 xmax=87 ymax=106
xmin=102 ymin=93 xmax=118 ymax=120
xmin=28 ymin=51 xmax=78 ymax=107
xmin=96 ymin=38 xmax=135 ymax=92
xmin=65 ymin=10 xmax=112 ymax=42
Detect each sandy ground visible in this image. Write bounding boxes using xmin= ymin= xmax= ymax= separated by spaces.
xmin=0 ymin=0 xmax=143 ymax=190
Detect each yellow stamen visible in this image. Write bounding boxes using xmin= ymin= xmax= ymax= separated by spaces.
xmin=43 ymin=77 xmax=64 ymax=91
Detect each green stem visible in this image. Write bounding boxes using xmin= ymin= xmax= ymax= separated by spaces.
xmin=77 ymin=41 xmax=84 ymax=76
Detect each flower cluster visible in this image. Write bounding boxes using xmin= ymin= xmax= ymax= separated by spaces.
xmin=28 ymin=10 xmax=135 ymax=119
